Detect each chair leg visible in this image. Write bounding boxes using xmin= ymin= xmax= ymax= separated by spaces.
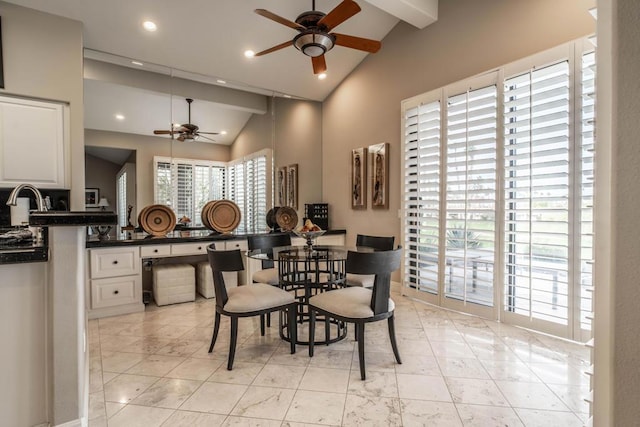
xmin=288 ymin=305 xmax=297 ymax=354
xmin=356 ymin=322 xmax=366 ymax=380
xmin=228 ymin=316 xmax=238 ymax=370
xmin=309 ymin=309 xmax=316 ymax=357
xmin=267 ymin=312 xmax=271 ymax=327
xmin=325 ymin=316 xmax=330 ymax=345
xmin=208 ymin=312 xmax=221 ymax=353
xmin=388 ymin=314 xmax=402 ymax=364
xmin=260 ymin=314 xmax=265 ymax=336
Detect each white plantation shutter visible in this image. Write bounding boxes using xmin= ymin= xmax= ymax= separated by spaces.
xmin=228 ymin=161 xmax=246 ymax=233
xmin=579 ymin=50 xmax=596 ymax=334
xmin=503 ymin=61 xmax=571 ymax=326
xmin=174 ymin=163 xmax=193 ymax=220
xmin=445 ymin=85 xmax=498 ymax=306
xmin=403 ymin=98 xmax=441 ymax=295
xmin=117 ymin=171 xmax=127 ymax=228
xmin=155 ymin=161 xmax=172 ymax=206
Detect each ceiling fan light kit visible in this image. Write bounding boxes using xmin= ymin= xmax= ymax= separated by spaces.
xmin=254 ymin=0 xmax=381 ymax=74
xmin=153 ymin=98 xmax=219 ymax=142
xmin=293 ymin=31 xmax=335 ymax=57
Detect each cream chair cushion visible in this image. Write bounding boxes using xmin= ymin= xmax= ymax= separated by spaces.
xmin=346 ymin=273 xmax=374 ymax=288
xmin=252 ymin=268 xmax=279 ymax=285
xmin=309 ymin=287 xmax=395 ymax=319
xmin=224 ymin=283 xmax=294 ymax=313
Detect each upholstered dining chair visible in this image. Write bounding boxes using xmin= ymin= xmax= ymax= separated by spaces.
xmin=247 ymin=233 xmax=292 ymax=285
xmin=207 ymin=247 xmax=297 ymax=370
xmin=247 ymin=233 xmax=292 ymax=327
xmin=346 ymin=234 xmax=395 ymax=288
xmin=308 ymin=247 xmax=402 ymax=380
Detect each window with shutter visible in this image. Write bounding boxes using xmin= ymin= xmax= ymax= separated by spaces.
xmin=402 ymin=98 xmax=441 ymax=298
xmin=401 ymin=39 xmax=596 ymax=340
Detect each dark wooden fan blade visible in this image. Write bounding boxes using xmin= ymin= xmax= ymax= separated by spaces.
xmin=254 ymin=40 xmax=293 ymax=57
xmin=154 ymin=130 xmax=173 ymax=135
xmin=312 ymin=55 xmax=327 ymax=74
xmin=198 ymin=131 xmax=220 ymax=135
xmin=332 ymin=33 xmax=381 ymax=53
xmin=255 ymin=9 xmax=305 ymax=31
xmin=317 ymin=0 xmax=361 ymax=31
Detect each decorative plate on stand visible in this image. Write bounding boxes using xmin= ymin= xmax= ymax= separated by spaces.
xmin=201 ymin=200 xmax=218 ymax=231
xmin=207 ymin=199 xmax=241 ymax=233
xmin=266 ymin=207 xmax=281 ymax=230
xmin=139 ymin=204 xmax=176 ymax=236
xmin=275 ymin=206 xmax=298 ymax=231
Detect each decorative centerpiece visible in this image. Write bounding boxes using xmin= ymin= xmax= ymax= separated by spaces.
xmin=294 ymin=219 xmax=325 ymax=251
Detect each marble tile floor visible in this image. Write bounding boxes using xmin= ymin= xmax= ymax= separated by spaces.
xmin=88 ymin=285 xmax=590 ymax=426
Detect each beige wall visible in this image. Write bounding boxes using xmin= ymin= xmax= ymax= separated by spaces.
xmin=322 ymin=0 xmax=595 ymax=251
xmin=0 ymin=2 xmax=84 ymax=425
xmin=86 ymin=129 xmax=230 ymax=215
xmin=594 ymin=0 xmax=640 ymax=424
xmin=232 ymin=97 xmax=323 ymax=222
xmin=85 ymin=153 xmax=120 ymax=210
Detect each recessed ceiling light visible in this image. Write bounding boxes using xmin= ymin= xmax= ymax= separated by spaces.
xmin=283 ymin=94 xmax=292 ymax=98
xmin=172 ymin=123 xmax=181 ymax=129
xmin=115 ymin=114 xmax=125 ymax=121
xmin=216 ymin=79 xmax=227 ymax=84
xmin=220 ymin=130 xmax=228 ymax=135
xmin=142 ymin=21 xmax=157 ymax=32
xmin=131 ymin=61 xmax=144 ymax=66
xmin=318 ymin=73 xmax=327 ymax=80
xmin=244 ymin=50 xmax=255 ymax=58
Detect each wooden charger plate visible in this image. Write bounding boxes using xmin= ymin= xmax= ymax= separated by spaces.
xmin=201 ymin=200 xmax=218 ymax=231
xmin=139 ymin=204 xmax=176 ymax=236
xmin=275 ymin=206 xmax=298 ymax=231
xmin=207 ymin=199 xmax=241 ymax=233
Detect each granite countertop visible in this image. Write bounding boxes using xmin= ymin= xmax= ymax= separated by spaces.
xmin=86 ymin=229 xmax=347 ymax=248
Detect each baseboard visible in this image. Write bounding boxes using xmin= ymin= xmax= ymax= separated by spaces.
xmin=54 ymin=416 xmax=85 ymax=427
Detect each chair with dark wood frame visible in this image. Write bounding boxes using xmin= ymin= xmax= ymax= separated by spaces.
xmin=207 ymin=247 xmax=297 ymax=370
xmin=247 ymin=233 xmax=292 ymax=327
xmin=308 ymin=247 xmax=402 ymax=380
xmin=346 ymin=234 xmax=395 ymax=288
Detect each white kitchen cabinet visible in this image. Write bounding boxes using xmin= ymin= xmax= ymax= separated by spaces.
xmin=88 ymin=246 xmax=143 ymax=319
xmin=0 ymin=95 xmax=69 ymax=188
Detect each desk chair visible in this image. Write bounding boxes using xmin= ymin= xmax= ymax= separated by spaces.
xmin=346 ymin=234 xmax=395 ymax=288
xmin=308 ymin=247 xmax=402 ymax=380
xmin=207 ymin=247 xmax=297 ymax=370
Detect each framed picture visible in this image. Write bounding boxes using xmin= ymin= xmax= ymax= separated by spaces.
xmin=85 ymin=188 xmax=100 ymax=208
xmin=276 ymin=166 xmax=288 ymax=207
xmin=351 ymin=147 xmax=367 ymax=209
xmin=287 ymin=164 xmax=298 ymax=210
xmin=370 ymin=142 xmax=389 ymax=209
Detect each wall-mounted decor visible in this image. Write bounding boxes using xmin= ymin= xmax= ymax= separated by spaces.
xmin=287 ymin=164 xmax=298 ymax=210
xmin=351 ymin=147 xmax=367 ymax=209
xmin=85 ymin=188 xmax=100 ymax=208
xmin=370 ymin=142 xmax=389 ymax=209
xmin=277 ymin=166 xmax=288 ymax=207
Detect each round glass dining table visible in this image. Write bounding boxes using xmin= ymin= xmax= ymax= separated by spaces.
xmin=247 ymin=245 xmax=373 ymax=345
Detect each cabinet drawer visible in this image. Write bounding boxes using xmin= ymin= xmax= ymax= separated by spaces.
xmin=171 ymin=242 xmax=210 ymax=256
xmin=91 ymin=275 xmax=140 ymax=309
xmin=90 ymin=247 xmax=140 ymax=279
xmin=225 ymin=239 xmax=248 ymax=251
xmin=140 ymin=245 xmax=171 ymax=258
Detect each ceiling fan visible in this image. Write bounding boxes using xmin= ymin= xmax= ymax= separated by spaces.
xmin=253 ymin=0 xmax=381 ymax=75
xmin=153 ymin=98 xmax=219 ymax=142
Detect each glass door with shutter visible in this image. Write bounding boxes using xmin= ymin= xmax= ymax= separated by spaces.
xmin=443 ymin=83 xmax=498 ymax=316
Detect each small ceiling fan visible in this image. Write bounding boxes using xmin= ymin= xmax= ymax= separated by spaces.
xmin=153 ymin=98 xmax=219 ymax=142
xmin=253 ymin=0 xmax=381 ymax=75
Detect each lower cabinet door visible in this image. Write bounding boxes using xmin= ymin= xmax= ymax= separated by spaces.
xmin=92 ymin=275 xmax=140 ymax=309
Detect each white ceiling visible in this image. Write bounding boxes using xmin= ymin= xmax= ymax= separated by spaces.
xmin=8 ymin=0 xmax=401 ymax=101
xmin=7 ymin=0 xmax=437 ymax=144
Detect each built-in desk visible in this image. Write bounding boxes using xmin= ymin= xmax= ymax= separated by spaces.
xmin=86 ymin=229 xmax=346 ymax=319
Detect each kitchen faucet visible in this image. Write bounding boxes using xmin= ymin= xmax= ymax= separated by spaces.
xmin=6 ymin=183 xmax=48 ymax=212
